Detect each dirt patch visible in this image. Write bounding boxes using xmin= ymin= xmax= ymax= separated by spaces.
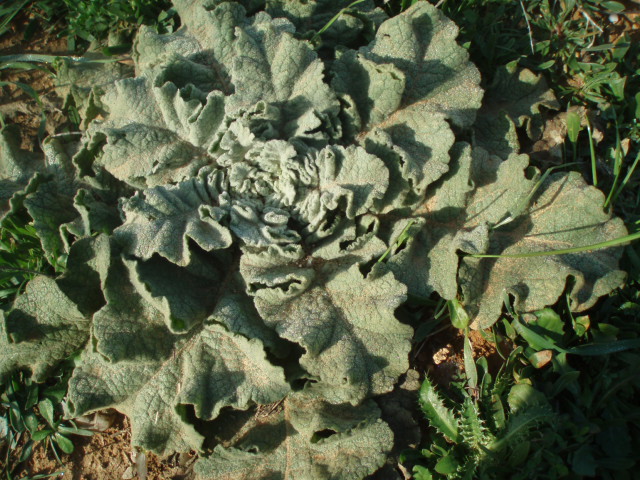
xmin=411 ymin=325 xmax=510 ymax=389
xmin=0 ymin=11 xmax=70 ymax=151
xmin=17 ymin=413 xmax=196 ymax=480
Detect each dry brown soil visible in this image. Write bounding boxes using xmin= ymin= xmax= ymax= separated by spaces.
xmin=14 ymin=414 xmax=196 ymax=480
xmin=0 ymin=13 xmax=68 ymax=151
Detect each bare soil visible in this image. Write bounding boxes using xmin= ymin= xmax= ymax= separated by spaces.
xmin=15 ymin=414 xmax=196 ymax=480
xmin=410 ymin=325 xmax=509 ymax=390
xmin=0 ymin=12 xmax=68 ymax=151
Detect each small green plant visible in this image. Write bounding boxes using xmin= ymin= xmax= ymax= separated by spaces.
xmin=503 ymin=292 xmax=640 ymax=479
xmin=409 ymin=294 xmax=640 ymax=479
xmin=0 ymin=367 xmax=92 ymax=479
xmin=410 ymin=351 xmax=556 ymax=480
xmin=0 ymin=0 xmax=177 ymax=50
xmin=0 ymin=211 xmax=53 ymax=303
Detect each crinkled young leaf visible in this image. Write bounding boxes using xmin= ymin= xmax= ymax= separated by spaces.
xmin=0 ymin=276 xmax=90 ymax=382
xmin=293 ymin=145 xmax=388 ymax=242
xmin=195 ymin=392 xmax=393 ymax=480
xmin=68 ymin=256 xmax=290 ymax=454
xmin=114 ymin=169 xmax=232 ymax=266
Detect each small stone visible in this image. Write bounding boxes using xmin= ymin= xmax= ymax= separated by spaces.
xmin=432 ymin=346 xmax=451 ymax=365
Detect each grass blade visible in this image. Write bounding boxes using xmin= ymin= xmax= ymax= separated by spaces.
xmin=469 ymin=231 xmax=640 ymax=259
xmin=609 ymin=151 xmax=640 ymax=207
xmin=586 ymin=119 xmax=597 ymax=187
xmin=310 ymin=0 xmax=369 ymax=43
xmin=463 ymin=332 xmax=478 ymax=389
xmin=0 ymin=0 xmax=29 ymax=37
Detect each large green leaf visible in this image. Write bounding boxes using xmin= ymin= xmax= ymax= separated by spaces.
xmin=195 ymin=393 xmax=393 ymax=480
xmin=241 ymin=242 xmax=412 ymax=405
xmin=0 ymin=125 xmax=43 ymax=219
xmin=0 ymin=275 xmax=90 ymax=382
xmin=227 ymin=12 xmax=340 ymax=141
xmin=362 ymin=2 xmax=482 ymax=128
xmin=332 ymin=2 xmax=481 ymax=205
xmin=68 ymin=255 xmax=289 ymax=454
xmin=460 ymin=171 xmax=627 ymax=329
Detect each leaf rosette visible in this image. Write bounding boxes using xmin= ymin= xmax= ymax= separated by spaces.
xmin=0 ymin=0 xmax=627 ymax=477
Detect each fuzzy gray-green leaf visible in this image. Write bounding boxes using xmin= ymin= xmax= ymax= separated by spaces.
xmin=0 ymin=276 xmax=90 ymax=382
xmin=195 ymin=393 xmax=393 ymax=480
xmin=68 ymin=256 xmax=289 ymax=455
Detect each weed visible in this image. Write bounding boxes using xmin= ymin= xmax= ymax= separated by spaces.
xmin=0 ymin=0 xmax=177 ymax=52
xmin=0 ymin=365 xmax=92 ymax=479
xmin=0 ymin=211 xmax=53 ymax=303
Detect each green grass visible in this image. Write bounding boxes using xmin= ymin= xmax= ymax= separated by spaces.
xmin=0 ymin=212 xmax=52 ymax=302
xmin=0 ymin=0 xmax=176 ymax=51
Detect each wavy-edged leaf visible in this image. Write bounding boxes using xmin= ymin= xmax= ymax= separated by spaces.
xmin=114 ymin=168 xmax=232 ymax=266
xmin=228 ymin=10 xmax=340 ymax=142
xmin=266 ymin=0 xmax=386 ymax=48
xmin=380 ymin=143 xmax=528 ymax=301
xmin=68 ymin=256 xmax=289 ymax=455
xmin=0 ymin=125 xmax=43 ymax=219
xmin=0 ymin=276 xmax=90 ymax=382
xmin=474 ymin=64 xmax=559 ymax=158
xmin=333 ymin=2 xmax=481 ymax=202
xmin=55 ymin=56 xmax=133 ymax=128
xmin=241 ymin=242 xmax=412 ymax=404
xmin=195 ymin=392 xmax=393 ymax=480
xmin=362 ymin=2 xmax=482 ymax=128
xmin=460 ymin=171 xmax=627 ymax=329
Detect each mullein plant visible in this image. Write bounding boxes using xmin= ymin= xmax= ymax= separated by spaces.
xmin=0 ymin=1 xmax=631 ymax=477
